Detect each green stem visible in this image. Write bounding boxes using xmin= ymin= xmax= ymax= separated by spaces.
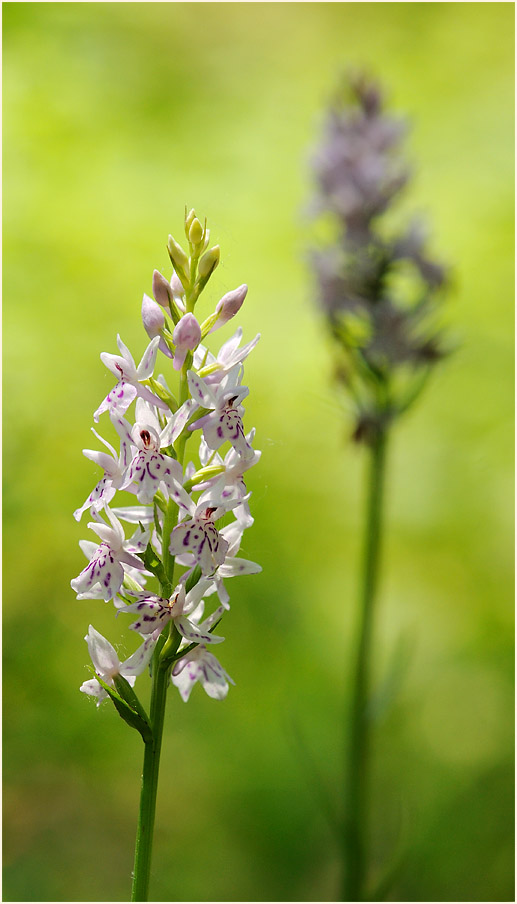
xmin=343 ymin=427 xmax=388 ymax=901
xmin=160 ymin=500 xmax=177 ymax=598
xmin=131 ymin=629 xmax=181 ymax=901
xmin=131 ymin=650 xmax=169 ymax=901
xmin=131 ymin=361 xmax=192 ymax=900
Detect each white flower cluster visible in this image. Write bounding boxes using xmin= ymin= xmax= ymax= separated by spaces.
xmin=72 ymin=211 xmax=260 ymax=705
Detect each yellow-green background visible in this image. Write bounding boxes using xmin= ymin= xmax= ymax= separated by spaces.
xmin=3 ymin=3 xmax=514 ymax=901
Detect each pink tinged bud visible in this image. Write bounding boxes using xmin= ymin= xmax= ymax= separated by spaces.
xmin=211 ymin=284 xmax=248 ymax=333
xmin=170 ymin=273 xmax=185 ymax=301
xmin=173 ymin=313 xmax=202 ymax=371
xmin=152 ymin=270 xmax=173 ymax=308
xmin=142 ymin=294 xmax=165 ymax=338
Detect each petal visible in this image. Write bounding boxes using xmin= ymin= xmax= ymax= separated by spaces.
xmin=184 ymin=577 xmax=215 ymax=614
xmin=217 ymin=327 xmax=243 ymax=364
xmin=168 ymin=523 xmax=190 ymax=555
xmin=100 ymin=352 xmax=135 ymax=381
xmin=110 ymin=412 xmax=136 ymax=467
xmin=111 ymin=505 xmax=154 ymax=524
xmin=136 ymin=336 xmax=160 ymax=379
xmin=193 ymin=343 xmax=215 ymax=370
xmin=90 ymin=427 xmax=118 ymax=458
xmin=73 ymin=478 xmax=115 ymax=522
xmin=160 ymin=398 xmax=197 ymax=446
xmin=199 ymin=603 xmax=227 ymax=632
xmin=174 ymin=647 xmax=235 ymax=701
xmin=118 ymin=549 xmax=146 ymax=570
xmin=80 ymin=678 xmax=108 ymax=704
xmin=187 ymin=371 xmax=217 ymax=408
xmin=171 ymin=659 xmax=201 ymax=702
xmin=212 ymin=575 xmax=230 ymax=608
xmin=116 ymin=334 xmax=137 ymax=370
xmin=135 ymin=382 xmax=169 ymax=411
xmin=88 ymin=520 xmax=118 ymax=547
xmin=79 ymin=539 xmax=98 ymax=558
xmin=85 ymin=625 xmax=120 ymax=675
xmin=218 ymin=556 xmax=262 ymax=577
xmin=121 ymin=635 xmax=157 ymax=677
xmin=94 ymin=381 xmax=137 ymax=423
xmin=220 ymin=520 xmax=243 ymax=543
xmin=168 ymin=479 xmax=196 ymax=516
xmin=122 ymin=600 xmax=171 ymax=634
xmin=175 ymin=615 xmax=224 ymax=645
xmin=82 ymin=448 xmax=118 ymax=474
xmin=74 ymin=585 xmax=111 ymax=601
xmin=173 ymin=346 xmax=188 ymax=371
xmin=135 ymin=398 xmax=162 ymax=434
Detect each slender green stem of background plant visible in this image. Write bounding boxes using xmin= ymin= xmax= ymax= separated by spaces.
xmin=343 ymin=427 xmax=388 ymax=902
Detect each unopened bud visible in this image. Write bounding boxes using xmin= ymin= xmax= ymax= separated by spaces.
xmin=198 ymin=245 xmax=220 ymax=278
xmin=142 ymin=294 xmax=172 ymax=358
xmin=142 ymin=294 xmax=173 ymax=358
xmin=172 ymin=313 xmax=202 ymax=371
xmin=142 ymin=293 xmax=165 ymax=337
xmin=201 ymin=227 xmax=211 ymax=252
xmin=185 ymin=207 xmax=196 ymax=237
xmin=167 ymin=235 xmax=190 ymax=283
xmin=210 ymin=284 xmax=248 ymax=332
xmin=170 ymin=273 xmax=185 ymax=303
xmin=189 ymin=217 xmax=204 ymax=246
xmin=152 ymin=270 xmax=173 ymax=308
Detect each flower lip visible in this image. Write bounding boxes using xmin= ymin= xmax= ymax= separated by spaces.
xmin=202 ymin=507 xmax=217 ymax=520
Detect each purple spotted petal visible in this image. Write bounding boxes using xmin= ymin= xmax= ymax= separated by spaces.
xmin=187 ymin=371 xmax=217 ymax=408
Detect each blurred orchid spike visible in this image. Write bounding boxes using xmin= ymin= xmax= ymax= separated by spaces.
xmin=310 ymin=70 xmax=450 ymax=443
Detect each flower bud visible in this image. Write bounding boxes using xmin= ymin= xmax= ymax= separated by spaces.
xmin=142 ymin=294 xmax=173 ymax=358
xmin=198 ymin=245 xmax=220 ymax=278
xmin=152 ymin=270 xmax=173 ymax=308
xmin=184 ymin=207 xmax=196 ymax=237
xmin=210 ymin=284 xmax=248 ymax=332
xmin=172 ymin=313 xmax=202 ymax=371
xmin=170 ymin=273 xmax=185 ymax=303
xmin=189 ymin=217 xmax=204 ymax=246
xmin=167 ymin=235 xmax=190 ymax=284
xmin=142 ymin=293 xmax=165 ymax=337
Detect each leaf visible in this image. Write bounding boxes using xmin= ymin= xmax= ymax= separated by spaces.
xmin=113 ymin=674 xmax=152 ymax=725
xmin=185 ymin=564 xmax=202 ymax=594
xmin=160 ymin=444 xmax=178 ymax=459
xmin=147 ymin=376 xmax=178 ymax=411
xmin=95 ymin=675 xmax=153 ymax=744
xmin=138 ymin=540 xmax=167 ymax=586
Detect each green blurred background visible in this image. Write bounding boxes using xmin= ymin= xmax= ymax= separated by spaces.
xmin=3 ymin=3 xmax=514 ymax=901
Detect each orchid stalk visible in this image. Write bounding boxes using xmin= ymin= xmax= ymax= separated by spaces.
xmin=310 ymin=74 xmax=449 ymax=901
xmin=72 ymin=209 xmax=261 ymax=902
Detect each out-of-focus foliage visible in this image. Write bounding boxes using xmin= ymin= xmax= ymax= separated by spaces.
xmin=3 ymin=3 xmax=514 ymax=902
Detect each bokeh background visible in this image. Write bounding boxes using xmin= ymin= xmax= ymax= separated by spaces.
xmin=3 ymin=3 xmax=514 ymax=902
